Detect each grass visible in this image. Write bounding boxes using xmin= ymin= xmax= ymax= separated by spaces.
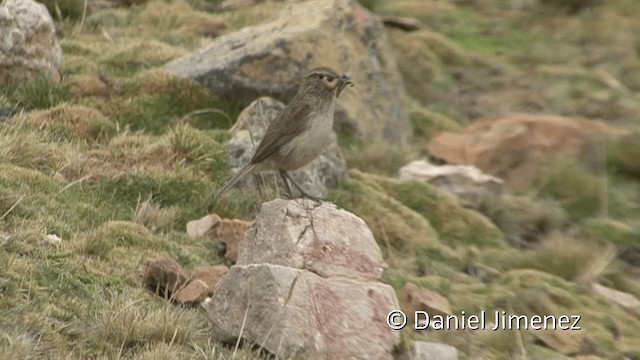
xmin=2 ymin=0 xmax=640 ymax=359
xmin=1 ymin=75 xmax=71 ymax=111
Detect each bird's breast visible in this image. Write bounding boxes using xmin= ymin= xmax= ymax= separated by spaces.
xmin=279 ymin=109 xmax=334 ymax=170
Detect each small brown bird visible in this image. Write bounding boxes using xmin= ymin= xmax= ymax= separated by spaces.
xmin=208 ymin=67 xmax=353 ymax=212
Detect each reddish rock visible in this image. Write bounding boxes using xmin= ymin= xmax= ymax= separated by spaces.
xmin=174 ymin=279 xmax=210 ymax=305
xmin=191 ymin=265 xmax=229 ymax=296
xmin=428 ymin=115 xmax=626 ymax=190
xmin=402 ymin=282 xmax=452 ymax=324
xmin=206 ymin=217 xmax=251 ymax=263
xmin=143 ymin=257 xmax=189 ymax=296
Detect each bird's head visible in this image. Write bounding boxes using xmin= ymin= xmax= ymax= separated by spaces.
xmin=301 ymin=67 xmax=354 ymax=99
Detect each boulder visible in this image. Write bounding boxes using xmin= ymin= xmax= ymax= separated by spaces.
xmin=402 ymin=283 xmax=452 ymax=326
xmin=427 ymin=115 xmax=626 ymax=190
xmin=165 ymin=0 xmax=411 ymax=144
xmin=226 ymin=97 xmax=346 ymax=199
xmin=238 ymin=199 xmax=386 ymax=280
xmin=0 ymin=0 xmax=63 ymax=83
xmin=207 ymin=199 xmax=400 ymax=359
xmin=399 ymin=159 xmax=503 ymax=208
xmin=403 ymin=341 xmax=458 ymax=360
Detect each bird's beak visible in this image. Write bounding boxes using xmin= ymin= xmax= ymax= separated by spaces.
xmin=336 ymin=74 xmax=354 ymax=98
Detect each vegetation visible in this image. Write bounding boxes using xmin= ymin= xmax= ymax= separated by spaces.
xmin=2 ymin=0 xmax=640 ymax=359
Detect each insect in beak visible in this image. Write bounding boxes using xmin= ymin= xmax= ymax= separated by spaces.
xmin=336 ymin=74 xmax=354 ymax=98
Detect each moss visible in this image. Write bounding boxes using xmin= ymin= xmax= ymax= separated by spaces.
xmin=98 ymin=167 xmax=211 ymax=226
xmin=40 ymin=0 xmax=85 ymax=20
xmin=115 ymin=75 xmax=240 ymax=134
xmin=330 ymin=172 xmax=439 ymax=251
xmin=76 ymin=221 xmax=160 ymax=259
xmin=19 ymin=104 xmax=117 ymax=143
xmin=507 ymin=234 xmax=609 ymax=283
xmin=361 ymin=172 xmax=506 ymax=248
xmin=135 ymin=0 xmax=228 ymax=40
xmin=409 ymin=101 xmax=461 ymax=144
xmin=609 ymin=132 xmax=640 ymax=178
xmin=102 ymin=40 xmax=186 ymax=76
xmin=578 ymin=217 xmax=640 ymax=246
xmin=170 ymin=124 xmax=229 ymax=175
xmin=1 ymin=74 xmax=71 ymax=111
xmin=338 ymin=134 xmax=415 ymax=176
xmin=479 ymin=195 xmax=568 ymax=247
xmin=388 ymin=29 xmax=448 ymax=102
xmin=533 ymin=157 xmax=604 ymax=220
xmin=538 ymin=0 xmax=600 ymax=14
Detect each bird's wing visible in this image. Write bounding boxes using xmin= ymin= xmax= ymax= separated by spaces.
xmin=250 ymin=101 xmax=312 ymax=165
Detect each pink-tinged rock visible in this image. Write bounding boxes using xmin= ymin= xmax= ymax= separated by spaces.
xmin=208 ymin=264 xmax=400 ymax=359
xmin=238 ymin=199 xmax=386 ymax=280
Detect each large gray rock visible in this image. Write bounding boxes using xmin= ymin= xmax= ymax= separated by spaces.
xmin=165 ymin=0 xmax=411 ymax=144
xmin=0 ymin=0 xmax=62 ymax=83
xmin=227 ymin=97 xmax=346 ymax=199
xmin=207 ymin=199 xmax=400 ymax=359
xmin=399 ymin=159 xmax=503 ymax=208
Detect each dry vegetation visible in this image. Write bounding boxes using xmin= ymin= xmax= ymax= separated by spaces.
xmin=2 ymin=0 xmax=640 ymax=359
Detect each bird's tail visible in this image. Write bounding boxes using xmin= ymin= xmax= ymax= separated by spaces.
xmin=208 ymin=164 xmax=257 ymax=212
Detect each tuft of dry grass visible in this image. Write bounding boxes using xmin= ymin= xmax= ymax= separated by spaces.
xmin=86 ymin=291 xmax=206 ymax=355
xmin=133 ymin=195 xmax=179 ymax=233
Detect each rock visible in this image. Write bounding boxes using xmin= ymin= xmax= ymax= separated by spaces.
xmin=0 ymin=107 xmax=19 ymax=121
xmin=187 ymin=214 xmax=221 ymax=238
xmin=403 ymin=341 xmax=458 ymax=360
xmin=174 ymin=279 xmax=209 ymax=305
xmin=591 ymin=283 xmax=640 ymax=317
xmin=382 ymin=16 xmax=426 ymax=32
xmin=45 ymin=233 xmax=62 ymax=245
xmin=0 ymin=231 xmax=11 ymax=242
xmin=402 ymin=283 xmax=452 ymax=326
xmin=210 ymin=264 xmax=399 ymax=359
xmin=226 ymin=97 xmax=346 ymax=199
xmin=165 ymin=0 xmax=411 ymax=144
xmin=143 ymin=257 xmax=189 ymax=296
xmin=238 ymin=199 xmax=386 ymax=281
xmin=207 ymin=199 xmax=400 ymax=359
xmin=427 ymin=115 xmax=627 ymax=190
xmin=191 ymin=265 xmax=229 ymax=296
xmin=205 ymin=216 xmax=252 ymax=264
xmin=0 ymin=0 xmax=63 ymax=83
xmin=399 ymin=159 xmax=503 ymax=208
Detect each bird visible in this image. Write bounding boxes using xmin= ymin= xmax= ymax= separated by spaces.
xmin=207 ymin=67 xmax=354 ymax=212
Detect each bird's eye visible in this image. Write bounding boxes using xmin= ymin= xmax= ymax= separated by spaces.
xmin=325 ymin=75 xmax=334 ymax=82
xmin=318 ymin=74 xmax=324 ymax=79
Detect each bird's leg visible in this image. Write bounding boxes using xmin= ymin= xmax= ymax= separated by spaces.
xmin=281 ymin=171 xmax=323 ymax=202
xmin=279 ymin=169 xmax=293 ymax=199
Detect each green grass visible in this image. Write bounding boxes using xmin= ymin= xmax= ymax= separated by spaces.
xmin=1 ymin=75 xmax=71 ymax=111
